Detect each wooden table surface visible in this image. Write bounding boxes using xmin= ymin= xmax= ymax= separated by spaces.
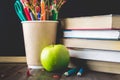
xmin=0 ymin=63 xmax=120 ymax=80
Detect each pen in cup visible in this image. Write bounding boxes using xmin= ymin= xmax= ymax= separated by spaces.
xmin=20 ymin=0 xmax=31 ymax=21
xmin=35 ymin=5 xmax=41 ymax=20
xmin=37 ymin=12 xmax=41 ymax=20
xmin=30 ymin=11 xmax=35 ymax=20
xmin=14 ymin=0 xmax=27 ymax=21
xmin=41 ymin=0 xmax=46 ymax=20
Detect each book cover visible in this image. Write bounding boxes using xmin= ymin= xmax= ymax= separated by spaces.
xmin=63 ymin=30 xmax=120 ymax=40
xmin=68 ymin=48 xmax=120 ymax=62
xmin=63 ymin=38 xmax=120 ymax=51
xmin=61 ymin=14 xmax=120 ymax=30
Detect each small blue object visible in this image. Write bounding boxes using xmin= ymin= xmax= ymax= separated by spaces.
xmin=64 ymin=68 xmax=78 ymax=76
xmin=37 ymin=12 xmax=41 ymax=20
xmin=77 ymin=68 xmax=84 ymax=76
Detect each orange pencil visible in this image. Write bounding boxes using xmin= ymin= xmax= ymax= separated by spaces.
xmin=41 ymin=0 xmax=46 ymax=20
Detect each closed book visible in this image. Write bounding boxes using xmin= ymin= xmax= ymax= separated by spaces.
xmin=69 ymin=58 xmax=120 ymax=74
xmin=63 ymin=38 xmax=120 ymax=51
xmin=64 ymin=30 xmax=120 ymax=40
xmin=61 ymin=14 xmax=120 ymax=30
xmin=68 ymin=48 xmax=120 ymax=63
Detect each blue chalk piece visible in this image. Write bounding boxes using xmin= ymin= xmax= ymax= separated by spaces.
xmin=64 ymin=68 xmax=78 ymax=76
xmin=77 ymin=68 xmax=84 ymax=76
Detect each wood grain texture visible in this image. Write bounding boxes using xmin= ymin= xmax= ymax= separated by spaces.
xmin=0 ymin=63 xmax=120 ymax=80
xmin=0 ymin=56 xmax=26 ymax=63
xmin=1 ymin=57 xmax=120 ymax=74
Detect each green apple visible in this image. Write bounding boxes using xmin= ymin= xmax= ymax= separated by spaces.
xmin=40 ymin=44 xmax=70 ymax=71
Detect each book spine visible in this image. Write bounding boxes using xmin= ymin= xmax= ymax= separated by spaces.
xmin=63 ymin=30 xmax=120 ymax=40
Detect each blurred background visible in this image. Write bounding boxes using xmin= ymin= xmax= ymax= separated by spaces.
xmin=0 ymin=0 xmax=120 ymax=56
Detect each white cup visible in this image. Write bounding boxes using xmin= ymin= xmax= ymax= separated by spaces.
xmin=21 ymin=21 xmax=58 ymax=69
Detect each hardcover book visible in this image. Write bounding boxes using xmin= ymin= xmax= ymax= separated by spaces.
xmin=63 ymin=38 xmax=120 ymax=51
xmin=68 ymin=48 xmax=120 ymax=62
xmin=61 ymin=14 xmax=120 ymax=30
xmin=63 ymin=30 xmax=120 ymax=40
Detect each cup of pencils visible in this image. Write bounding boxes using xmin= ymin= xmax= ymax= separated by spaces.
xmin=14 ymin=0 xmax=66 ymax=21
xmin=14 ymin=0 xmax=66 ymax=69
xmin=22 ymin=21 xmax=58 ymax=69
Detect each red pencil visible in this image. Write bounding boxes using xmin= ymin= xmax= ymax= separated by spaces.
xmin=20 ymin=0 xmax=31 ymax=21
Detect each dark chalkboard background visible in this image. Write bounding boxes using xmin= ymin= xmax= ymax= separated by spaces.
xmin=0 ymin=0 xmax=120 ymax=56
xmin=0 ymin=0 xmax=25 ymax=56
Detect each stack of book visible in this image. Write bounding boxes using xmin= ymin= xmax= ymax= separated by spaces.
xmin=61 ymin=14 xmax=120 ymax=74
